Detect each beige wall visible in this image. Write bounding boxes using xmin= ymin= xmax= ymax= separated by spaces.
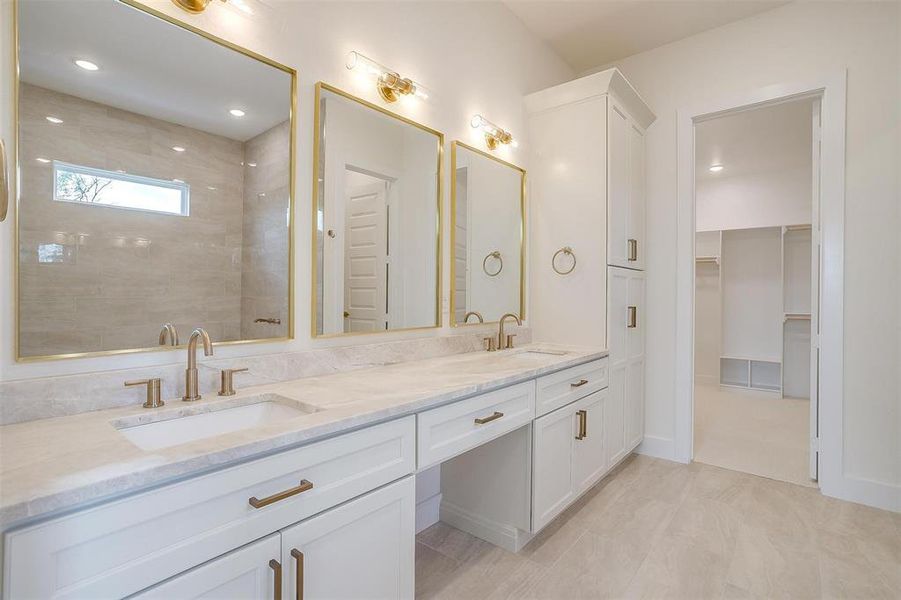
xmin=240 ymin=121 xmax=290 ymax=339
xmin=18 ymin=83 xmax=246 ymax=356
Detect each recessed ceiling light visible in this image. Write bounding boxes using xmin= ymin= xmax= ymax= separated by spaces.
xmin=74 ymin=59 xmax=99 ymax=71
xmin=709 ymin=164 xmax=724 ymax=173
xmin=247 ymin=162 xmax=257 ymax=167
xmin=36 ymin=157 xmax=51 ymax=163
xmin=207 ymin=186 xmax=217 ymax=191
xmin=45 ymin=116 xmax=63 ymax=124
xmin=171 ymin=146 xmax=186 ymax=152
xmin=229 ymin=109 xmax=246 ymax=117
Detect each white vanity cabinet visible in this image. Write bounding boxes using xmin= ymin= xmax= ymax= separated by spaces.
xmin=279 ymin=477 xmax=415 ymax=600
xmin=532 ymin=389 xmax=606 ymax=532
xmin=607 ymin=99 xmax=647 ymax=271
xmin=2 ymin=417 xmax=415 ymax=600
xmin=132 ymin=535 xmax=282 ymax=599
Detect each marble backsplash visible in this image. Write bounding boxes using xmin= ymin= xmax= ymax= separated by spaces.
xmin=0 ymin=329 xmax=530 ymax=425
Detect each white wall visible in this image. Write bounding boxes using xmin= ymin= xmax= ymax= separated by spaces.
xmin=590 ymin=2 xmax=900 ymax=492
xmin=0 ymin=0 xmax=573 ymax=380
xmin=696 ymin=166 xmax=811 ymax=232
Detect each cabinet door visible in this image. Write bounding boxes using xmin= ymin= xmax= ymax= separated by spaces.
xmin=605 ymin=267 xmax=629 ymax=467
xmin=626 ymin=272 xmax=646 ymax=450
xmin=607 ymin=102 xmax=631 ymax=269
xmin=628 ymin=123 xmax=646 ymax=270
xmin=280 ymin=477 xmax=415 ymax=600
xmin=531 ymin=402 xmax=577 ymax=532
xmin=572 ymin=390 xmax=606 ymax=494
xmin=132 ymin=534 xmax=281 ymax=599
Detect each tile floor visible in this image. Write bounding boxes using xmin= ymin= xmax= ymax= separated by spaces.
xmin=415 ymin=455 xmax=900 ymax=599
xmin=694 ymin=383 xmax=813 ymax=487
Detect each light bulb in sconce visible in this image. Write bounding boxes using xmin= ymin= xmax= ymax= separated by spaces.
xmin=471 ymin=114 xmax=516 ymax=150
xmin=346 ymin=50 xmax=430 ymax=103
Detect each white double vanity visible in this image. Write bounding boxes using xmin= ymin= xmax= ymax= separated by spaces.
xmin=0 ymin=346 xmax=635 ymax=599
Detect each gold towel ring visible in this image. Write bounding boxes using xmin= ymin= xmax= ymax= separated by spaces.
xmin=552 ymin=246 xmax=576 ymax=275
xmin=482 ymin=250 xmax=503 ymax=277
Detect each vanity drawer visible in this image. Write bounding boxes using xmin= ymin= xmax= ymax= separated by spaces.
xmin=535 ymin=358 xmax=608 ymax=417
xmin=417 ymin=381 xmax=535 ymax=469
xmin=3 ymin=416 xmax=415 ymax=600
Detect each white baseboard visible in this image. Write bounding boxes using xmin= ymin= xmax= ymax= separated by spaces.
xmin=821 ymin=475 xmax=900 ymax=513
xmin=439 ymin=500 xmax=533 ymax=553
xmin=635 ymin=435 xmax=679 ymax=462
xmin=416 ymin=493 xmax=442 ymax=533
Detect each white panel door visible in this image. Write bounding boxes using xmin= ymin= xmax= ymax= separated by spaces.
xmin=132 ymin=535 xmax=280 ymax=599
xmin=279 ymin=477 xmax=415 ymax=600
xmin=607 ymin=102 xmax=631 ymax=269
xmin=344 ymin=181 xmax=388 ymax=332
xmin=605 ymin=267 xmax=629 ymax=467
xmin=531 ymin=402 xmax=577 ymax=532
xmin=572 ymin=390 xmax=606 ymax=495
xmin=628 ymin=123 xmax=646 ymax=270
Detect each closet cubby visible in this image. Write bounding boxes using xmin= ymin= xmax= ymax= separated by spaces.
xmin=698 ymin=224 xmax=812 ymax=396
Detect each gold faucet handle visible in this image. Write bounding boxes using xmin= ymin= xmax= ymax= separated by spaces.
xmin=505 ymin=334 xmax=517 ymax=349
xmin=218 ymin=367 xmax=249 ymax=396
xmin=125 ymin=378 xmax=164 ymax=409
xmin=483 ymin=336 xmax=497 ymax=352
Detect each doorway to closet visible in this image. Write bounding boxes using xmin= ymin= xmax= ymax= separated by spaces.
xmin=692 ymin=98 xmax=819 ymax=487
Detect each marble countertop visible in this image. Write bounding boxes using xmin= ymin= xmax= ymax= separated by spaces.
xmin=0 ymin=343 xmax=606 ymax=531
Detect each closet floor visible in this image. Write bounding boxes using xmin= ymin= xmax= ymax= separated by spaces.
xmin=693 ymin=383 xmax=813 ymax=487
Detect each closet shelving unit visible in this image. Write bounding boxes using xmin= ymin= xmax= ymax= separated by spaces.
xmin=696 ymin=225 xmax=812 ymax=397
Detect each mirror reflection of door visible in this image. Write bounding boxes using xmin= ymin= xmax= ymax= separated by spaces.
xmin=344 ymin=170 xmax=390 ymax=332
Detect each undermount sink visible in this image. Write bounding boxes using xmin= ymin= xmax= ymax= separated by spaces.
xmin=514 ymin=349 xmax=570 ymax=357
xmin=116 ymin=394 xmax=319 ymax=451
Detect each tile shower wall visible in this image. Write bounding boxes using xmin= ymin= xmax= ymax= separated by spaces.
xmin=17 ymin=84 xmax=286 ymax=356
xmin=240 ymin=121 xmax=290 ymax=339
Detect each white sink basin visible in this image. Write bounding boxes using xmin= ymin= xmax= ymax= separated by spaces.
xmin=116 ymin=394 xmax=318 ymax=451
xmin=515 ymin=349 xmax=569 ymax=358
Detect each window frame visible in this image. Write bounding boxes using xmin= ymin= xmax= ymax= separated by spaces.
xmin=51 ymin=160 xmax=190 ymax=217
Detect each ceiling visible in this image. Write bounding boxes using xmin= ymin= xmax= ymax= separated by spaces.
xmin=695 ymin=98 xmax=814 ymax=182
xmin=18 ymin=0 xmax=291 ymax=142
xmin=503 ymin=1 xmax=788 ymax=72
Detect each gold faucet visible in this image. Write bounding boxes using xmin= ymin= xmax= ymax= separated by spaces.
xmin=464 ymin=311 xmax=484 ymax=324
xmin=497 ymin=313 xmax=522 ymax=350
xmin=158 ymin=322 xmax=179 ymax=346
xmin=182 ymin=328 xmax=213 ymax=402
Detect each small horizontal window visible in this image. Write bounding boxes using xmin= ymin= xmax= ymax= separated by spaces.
xmin=52 ymin=161 xmax=189 ymax=216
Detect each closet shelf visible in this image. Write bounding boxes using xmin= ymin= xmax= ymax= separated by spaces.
xmin=695 ymin=255 xmax=720 ymax=265
xmin=784 ymin=312 xmax=811 ymax=321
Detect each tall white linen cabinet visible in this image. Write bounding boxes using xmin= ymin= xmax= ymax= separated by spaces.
xmin=526 ymin=69 xmax=655 ymax=466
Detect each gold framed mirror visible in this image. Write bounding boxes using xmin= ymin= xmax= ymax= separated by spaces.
xmin=14 ymin=0 xmax=296 ymax=361
xmin=450 ymin=141 xmax=525 ymax=326
xmin=312 ymin=82 xmax=443 ymax=337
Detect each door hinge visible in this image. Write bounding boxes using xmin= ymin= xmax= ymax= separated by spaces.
xmin=811 ymin=437 xmax=820 ymax=451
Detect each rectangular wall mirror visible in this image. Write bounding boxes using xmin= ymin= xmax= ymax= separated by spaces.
xmin=313 ymin=83 xmax=443 ymax=337
xmin=451 ymin=141 xmax=525 ymax=326
xmin=15 ymin=0 xmax=295 ymax=360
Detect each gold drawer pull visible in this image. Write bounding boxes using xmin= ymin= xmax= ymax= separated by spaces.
xmin=270 ymin=559 xmax=282 ymax=600
xmin=571 ymin=379 xmax=589 ymax=388
xmin=249 ymin=479 xmax=313 ymax=508
xmin=575 ymin=409 xmax=587 ymax=440
xmin=291 ymin=549 xmax=304 ymax=600
xmin=474 ymin=411 xmax=504 ymax=425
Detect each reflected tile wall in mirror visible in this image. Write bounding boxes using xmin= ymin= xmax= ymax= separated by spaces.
xmin=16 ymin=0 xmax=294 ymax=358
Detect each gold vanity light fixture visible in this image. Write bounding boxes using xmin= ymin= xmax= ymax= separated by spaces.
xmin=171 ymin=0 xmax=253 ymax=15
xmin=471 ymin=114 xmax=517 ymax=151
xmin=345 ymin=51 xmax=430 ymax=103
